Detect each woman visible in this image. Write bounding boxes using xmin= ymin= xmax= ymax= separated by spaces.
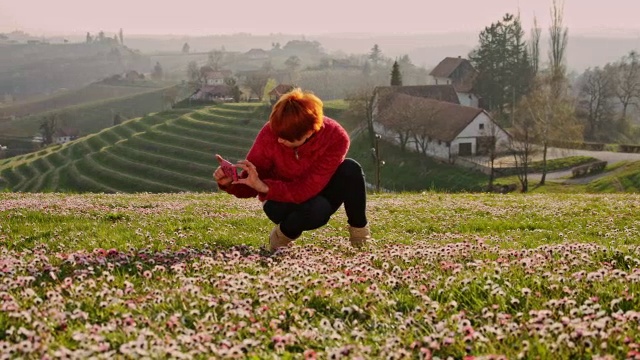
xmin=213 ymin=88 xmax=371 ymax=252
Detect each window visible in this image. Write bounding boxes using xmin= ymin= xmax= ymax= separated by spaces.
xmin=479 ymin=123 xmax=485 ymax=130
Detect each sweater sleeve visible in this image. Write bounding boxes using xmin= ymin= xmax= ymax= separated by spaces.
xmin=262 ymin=126 xmax=350 ymax=204
xmin=219 ymin=124 xmax=273 ymax=199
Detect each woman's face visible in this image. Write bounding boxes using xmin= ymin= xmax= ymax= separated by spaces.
xmin=277 ymin=130 xmax=313 ymax=148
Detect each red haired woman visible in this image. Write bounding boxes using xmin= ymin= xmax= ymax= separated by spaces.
xmin=213 ymin=88 xmax=371 ymax=252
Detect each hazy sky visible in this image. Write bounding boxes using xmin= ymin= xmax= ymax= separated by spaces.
xmin=2 ymin=0 xmax=640 ymax=36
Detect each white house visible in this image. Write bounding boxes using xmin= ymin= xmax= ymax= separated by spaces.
xmin=53 ymin=128 xmax=79 ymax=145
xmin=203 ymin=71 xmax=226 ymax=86
xmin=428 ymin=57 xmax=481 ymax=108
xmin=373 ymin=92 xmax=510 ymax=162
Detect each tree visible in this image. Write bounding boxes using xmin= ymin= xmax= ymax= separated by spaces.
xmin=469 ymin=14 xmax=534 ymax=124
xmin=119 ymin=28 xmax=124 ymax=45
xmin=390 ymin=61 xmax=402 ymax=86
xmin=113 ymin=113 xmax=124 ymax=126
xmin=577 ymin=67 xmax=616 ymax=141
xmin=532 ymin=0 xmax=574 ymax=185
xmin=224 ymin=77 xmax=242 ymax=102
xmin=162 ymin=87 xmax=178 ymax=109
xmin=509 ymin=104 xmax=537 ymax=193
xmin=612 ymin=51 xmax=640 ymax=122
xmin=207 ymin=50 xmax=224 ymax=71
xmin=375 ymin=94 xmax=418 ymax=152
xmin=152 ymin=62 xmax=163 ymax=80
xmin=86 ymin=32 xmax=92 ymax=43
xmin=525 ymin=74 xmax=582 ymax=185
xmin=344 ymin=86 xmax=377 ymax=147
xmin=39 ymin=115 xmax=58 ymax=146
xmin=479 ymin=120 xmax=504 ymax=189
xmin=369 ymin=44 xmax=382 ymax=67
xmin=182 ymin=42 xmax=190 ymax=54
xmin=187 ymin=61 xmax=200 ymax=83
xmin=244 ymin=72 xmax=270 ymax=101
xmin=530 ymin=16 xmax=541 ymax=75
xmin=548 ymin=0 xmax=569 ymax=99
xmin=285 ymin=55 xmax=301 ymax=83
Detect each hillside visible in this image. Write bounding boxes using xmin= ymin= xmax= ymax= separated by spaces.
xmin=0 ymin=101 xmax=490 ymax=193
xmin=1 ymin=192 xmax=640 ymax=358
xmin=0 ymin=85 xmax=183 ymax=139
xmin=0 ymin=81 xmax=168 ymax=119
xmin=0 ymin=42 xmax=151 ymax=101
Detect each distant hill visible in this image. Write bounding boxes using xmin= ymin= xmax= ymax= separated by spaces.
xmin=0 ymin=42 xmax=151 ymax=102
xmin=122 ymin=32 xmax=640 ymax=73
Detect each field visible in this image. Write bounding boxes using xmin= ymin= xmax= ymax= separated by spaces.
xmin=0 ymin=102 xmax=491 ymax=194
xmin=1 ymin=192 xmax=639 ymax=359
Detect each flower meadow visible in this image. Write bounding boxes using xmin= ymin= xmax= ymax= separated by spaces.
xmin=1 ymin=192 xmax=640 ymax=359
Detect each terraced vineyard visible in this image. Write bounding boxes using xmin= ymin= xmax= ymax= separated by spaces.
xmin=0 ymin=103 xmax=276 ymax=193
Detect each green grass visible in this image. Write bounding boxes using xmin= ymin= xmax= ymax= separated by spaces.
xmin=529 ymin=155 xmax=598 ymax=172
xmin=1 ymin=192 xmax=640 ymax=358
xmin=587 ymin=161 xmax=640 ymax=192
xmin=348 ymin=136 xmax=489 ymax=192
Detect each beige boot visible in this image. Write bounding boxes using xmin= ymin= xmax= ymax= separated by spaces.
xmin=269 ymin=224 xmax=294 ymax=252
xmin=348 ymin=225 xmax=371 ymax=248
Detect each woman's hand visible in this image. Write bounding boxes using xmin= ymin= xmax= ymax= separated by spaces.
xmin=234 ymin=160 xmax=269 ymax=193
xmin=213 ymin=154 xmax=233 ymax=186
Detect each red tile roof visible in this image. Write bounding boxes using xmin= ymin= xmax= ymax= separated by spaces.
xmin=376 ymin=93 xmax=484 ymax=142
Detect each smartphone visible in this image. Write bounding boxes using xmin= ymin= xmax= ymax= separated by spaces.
xmin=219 ymin=157 xmax=238 ymax=182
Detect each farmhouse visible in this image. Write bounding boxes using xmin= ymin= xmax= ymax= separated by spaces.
xmin=373 ymin=91 xmax=510 ymax=162
xmin=53 ymin=128 xmax=79 ymax=145
xmin=428 ymin=56 xmax=480 ymax=108
xmin=268 ymin=84 xmax=295 ymax=104
xmin=189 ymin=85 xmax=233 ymax=102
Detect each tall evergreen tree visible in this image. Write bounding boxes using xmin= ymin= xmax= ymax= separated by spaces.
xmin=119 ymin=28 xmax=124 ymax=45
xmin=369 ymin=44 xmax=382 ymax=67
xmin=390 ymin=61 xmax=402 ymax=86
xmin=469 ymin=14 xmax=534 ymax=124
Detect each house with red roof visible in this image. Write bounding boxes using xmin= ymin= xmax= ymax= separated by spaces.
xmin=428 ymin=56 xmax=480 ymax=108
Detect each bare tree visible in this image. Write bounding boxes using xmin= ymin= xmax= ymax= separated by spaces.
xmin=375 ymin=94 xmax=420 ymax=152
xmin=207 ymin=50 xmax=225 ymax=71
xmin=549 ymin=0 xmax=569 ymax=98
xmin=525 ymin=74 xmax=582 ymax=185
xmin=578 ymin=67 xmax=616 ymax=141
xmin=530 ymin=16 xmax=541 ymax=75
xmin=244 ymin=72 xmax=270 ymax=101
xmin=344 ymin=85 xmax=377 ymax=146
xmin=612 ymin=51 xmax=640 ymax=122
xmin=39 ymin=115 xmax=58 ymax=146
xmin=508 ymin=107 xmax=537 ymax=193
xmin=479 ymin=119 xmax=508 ymax=189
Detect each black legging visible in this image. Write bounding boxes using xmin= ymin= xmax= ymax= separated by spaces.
xmin=262 ymin=158 xmax=368 ymax=239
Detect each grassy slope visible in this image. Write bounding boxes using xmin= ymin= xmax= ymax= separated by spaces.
xmin=0 ymin=86 xmax=179 ymax=137
xmin=1 ymin=100 xmax=497 ymax=194
xmin=0 ymin=82 xmax=165 ymax=119
xmin=1 ymin=192 xmax=639 ymax=358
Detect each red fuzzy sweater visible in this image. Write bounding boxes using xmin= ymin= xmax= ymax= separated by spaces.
xmin=219 ymin=117 xmax=350 ymax=204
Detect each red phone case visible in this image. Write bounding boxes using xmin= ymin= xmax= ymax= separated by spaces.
xmin=220 ymin=158 xmax=238 ymax=182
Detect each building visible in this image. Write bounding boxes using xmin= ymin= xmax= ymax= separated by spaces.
xmin=53 ymin=128 xmax=79 ymax=145
xmin=428 ymin=56 xmax=480 ymax=107
xmin=374 ymin=92 xmax=510 ymax=162
xmin=268 ymin=84 xmax=295 ymax=104
xmin=189 ymin=85 xmax=233 ymax=102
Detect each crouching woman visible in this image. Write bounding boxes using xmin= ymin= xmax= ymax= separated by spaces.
xmin=213 ymin=88 xmax=371 ymax=252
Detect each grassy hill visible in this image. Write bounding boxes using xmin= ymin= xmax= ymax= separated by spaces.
xmin=0 ymin=101 xmax=491 ymax=194
xmin=0 ymin=81 xmax=168 ymax=119
xmin=0 ymin=85 xmax=184 ymax=139
xmin=1 ymin=191 xmax=640 ymax=358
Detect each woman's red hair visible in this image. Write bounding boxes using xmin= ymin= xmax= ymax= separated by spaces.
xmin=269 ymin=88 xmax=324 ymax=141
